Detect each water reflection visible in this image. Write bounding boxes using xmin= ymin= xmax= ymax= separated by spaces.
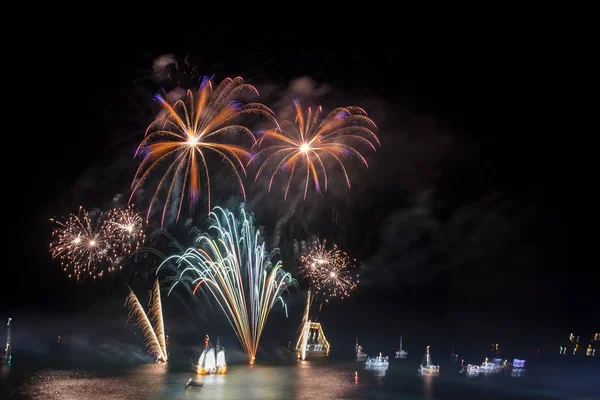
xmin=421 ymin=373 xmax=435 ymax=399
xmin=292 ymin=359 xmax=355 ymax=399
xmin=2 ymin=358 xmax=593 ymax=399
xmin=178 ymin=361 xmax=357 ymax=399
xmin=20 ymin=363 xmax=170 ymax=400
xmin=0 ymin=364 xmax=9 ymax=380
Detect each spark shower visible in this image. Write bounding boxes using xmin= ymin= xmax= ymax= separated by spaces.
xmin=125 ymin=279 xmax=168 ymax=362
xmin=158 ymin=206 xmax=295 ymax=364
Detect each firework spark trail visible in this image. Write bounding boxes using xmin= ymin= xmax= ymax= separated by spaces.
xmin=159 ymin=206 xmax=295 ymax=364
xmin=149 ymin=279 xmax=167 ymax=359
xmin=251 ymin=100 xmax=379 ymax=200
xmin=130 ymin=76 xmax=277 ymax=226
xmin=296 ymin=289 xmax=312 ymax=361
xmin=299 ymin=239 xmax=358 ymax=302
xmin=125 ymin=280 xmax=167 ymax=362
xmin=49 ymin=206 xmax=145 ymax=281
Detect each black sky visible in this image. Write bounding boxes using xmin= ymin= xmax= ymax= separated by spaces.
xmin=4 ymin=25 xmax=585 ymax=337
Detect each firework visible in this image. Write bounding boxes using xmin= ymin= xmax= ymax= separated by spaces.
xmin=130 ymin=76 xmax=275 ymax=226
xmin=159 ymin=206 xmax=295 ymax=364
xmin=125 ymin=279 xmax=168 ymax=362
xmin=106 ymin=205 xmax=146 ymax=256
xmin=299 ymin=239 xmax=358 ymax=302
xmin=251 ymin=100 xmax=379 ymax=200
xmin=49 ymin=206 xmax=145 ymax=281
xmin=49 ymin=207 xmax=116 ymax=281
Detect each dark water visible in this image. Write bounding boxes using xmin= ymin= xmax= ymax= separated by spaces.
xmin=1 ymin=357 xmax=598 ymax=399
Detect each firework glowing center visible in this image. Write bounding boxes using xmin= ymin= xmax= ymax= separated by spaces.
xmin=187 ymin=135 xmax=199 ymax=147
xmin=300 ymin=143 xmax=310 ymax=153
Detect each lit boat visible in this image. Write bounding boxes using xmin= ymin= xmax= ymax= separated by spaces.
xmin=511 ymin=358 xmax=526 ymax=377
xmin=198 ymin=346 xmax=215 ymax=374
xmin=356 ymin=347 xmax=368 ymax=362
xmin=460 ymin=364 xmax=480 ymax=376
xmin=0 ymin=318 xmax=11 ymax=365
xmin=196 ymin=335 xmax=226 ymax=375
xmin=479 ymin=357 xmax=503 ymax=374
xmin=512 ymin=359 xmax=525 ymax=368
xmin=295 ymin=291 xmax=330 ymax=360
xmin=395 ymin=335 xmax=407 ymax=359
xmin=216 ymin=343 xmax=227 ymax=374
xmin=365 ymin=352 xmax=389 ymax=371
xmin=355 ymin=338 xmax=367 ymax=362
xmin=418 ymin=346 xmax=439 ymax=376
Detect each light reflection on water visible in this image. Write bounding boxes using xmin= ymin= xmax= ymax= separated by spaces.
xmin=421 ymin=374 xmax=434 ymax=400
xmin=11 ymin=362 xmax=359 ymax=400
xmin=0 ymin=364 xmax=10 ymax=380
xmin=183 ymin=361 xmax=357 ymax=399
xmin=1 ymin=359 xmax=598 ymax=399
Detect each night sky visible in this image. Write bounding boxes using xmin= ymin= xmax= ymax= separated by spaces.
xmin=4 ymin=25 xmax=588 ymax=354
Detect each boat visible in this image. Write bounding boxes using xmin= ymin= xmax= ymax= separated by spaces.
xmin=197 ymin=346 xmax=215 ymax=374
xmin=418 ymin=346 xmax=439 ymax=376
xmin=186 ymin=378 xmax=203 ymax=387
xmin=0 ymin=318 xmax=11 ymax=365
xmin=365 ymin=352 xmax=389 ymax=371
xmin=510 ymin=358 xmax=526 ymax=377
xmin=479 ymin=357 xmax=503 ymax=374
xmin=459 ymin=364 xmax=480 ymax=376
xmin=215 ymin=339 xmax=226 ymax=374
xmin=512 ymin=359 xmax=525 ymax=368
xmin=395 ymin=335 xmax=407 ymax=359
xmin=356 ymin=347 xmax=367 ymax=362
xmin=356 ymin=338 xmax=367 ymax=362
xmin=296 ymin=323 xmax=329 ymax=359
xmin=196 ymin=335 xmax=226 ymax=375
xmin=295 ymin=290 xmax=330 ymax=360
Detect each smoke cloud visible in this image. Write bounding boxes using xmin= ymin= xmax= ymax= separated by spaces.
xmin=361 ymin=188 xmax=559 ymax=320
xmin=152 ymin=53 xmax=176 ymax=79
xmin=7 ymin=285 xmax=297 ymax=367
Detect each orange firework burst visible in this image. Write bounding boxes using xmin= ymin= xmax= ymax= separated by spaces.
xmin=251 ymin=100 xmax=379 ymax=200
xmin=130 ymin=76 xmax=275 ymax=226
